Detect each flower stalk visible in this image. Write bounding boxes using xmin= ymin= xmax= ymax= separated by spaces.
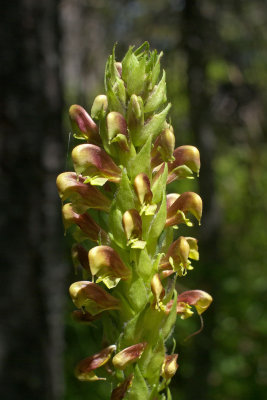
xmin=57 ymin=42 xmax=212 ymax=399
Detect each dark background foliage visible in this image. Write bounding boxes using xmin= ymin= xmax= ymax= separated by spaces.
xmin=1 ymin=1 xmax=267 ymax=399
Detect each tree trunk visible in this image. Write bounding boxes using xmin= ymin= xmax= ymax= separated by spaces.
xmin=0 ymin=1 xmax=66 ymax=399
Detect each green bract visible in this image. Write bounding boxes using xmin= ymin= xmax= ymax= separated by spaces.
xmin=57 ymin=42 xmax=212 ymax=400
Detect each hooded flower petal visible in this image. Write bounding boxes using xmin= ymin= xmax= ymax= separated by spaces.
xmin=69 ymin=104 xmax=101 ymax=144
xmin=160 ymin=236 xmax=192 ymax=277
xmin=56 ymin=172 xmax=111 ymax=213
xmin=111 ymin=374 xmax=134 ymax=400
xmin=177 ymin=290 xmax=213 ymax=315
xmin=72 ymin=144 xmax=122 ymax=185
xmin=75 ymin=345 xmax=116 ymax=381
xmin=107 ymin=111 xmax=129 ymax=151
xmin=62 ymin=203 xmax=108 ymax=243
xmin=112 ymin=342 xmax=147 ymax=370
xmin=167 ymin=145 xmax=200 ymax=183
xmin=151 ymin=273 xmax=165 ymax=311
xmin=166 ymin=191 xmax=202 ymax=227
xmin=161 ymin=354 xmax=179 ymax=380
xmin=69 ymin=281 xmax=120 ymax=315
xmin=122 ymin=209 xmax=146 ymax=249
xmin=89 ymin=246 xmax=131 ymax=288
xmin=151 ymin=126 xmax=175 ymax=167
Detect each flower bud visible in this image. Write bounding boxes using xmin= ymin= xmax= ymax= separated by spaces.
xmin=167 ymin=145 xmax=200 ymax=184
xmin=127 ymin=94 xmax=144 ymax=145
xmin=166 ymin=192 xmax=202 ymax=227
xmin=151 ymin=273 xmax=165 ymax=311
xmin=115 ymin=62 xmax=122 ymax=77
xmin=134 ymin=173 xmax=153 ymax=205
xmin=75 ymin=345 xmax=116 ymax=381
xmin=69 ymin=281 xmax=120 ymax=315
xmin=112 ymin=342 xmax=147 ymax=370
xmin=111 ymin=374 xmax=134 ymax=400
xmin=161 ymin=354 xmax=178 ymax=381
xmin=72 ymin=144 xmax=122 ymax=185
xmin=122 ymin=209 xmax=146 ymax=249
xmin=62 ymin=203 xmax=108 ymax=243
xmin=69 ymin=104 xmax=101 ymax=144
xmin=151 ymin=126 xmax=175 ymax=167
xmin=89 ymin=246 xmax=131 ymax=288
xmin=177 ymin=290 xmax=213 ymax=315
xmin=107 ymin=111 xmax=129 ymax=151
xmin=56 ymin=172 xmax=111 ymax=213
xmin=91 ymin=95 xmax=108 ymax=119
xmin=161 ymin=354 xmax=179 ymax=380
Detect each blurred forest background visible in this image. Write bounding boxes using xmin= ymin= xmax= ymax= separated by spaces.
xmin=1 ymin=0 xmax=267 ymax=400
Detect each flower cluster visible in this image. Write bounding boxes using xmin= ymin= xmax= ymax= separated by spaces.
xmin=57 ymin=42 xmax=212 ymax=400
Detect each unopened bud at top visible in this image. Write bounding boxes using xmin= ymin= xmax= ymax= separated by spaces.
xmin=91 ymin=95 xmax=108 ymax=119
xmin=69 ymin=105 xmax=101 ymax=144
xmin=127 ymin=95 xmax=144 ymax=146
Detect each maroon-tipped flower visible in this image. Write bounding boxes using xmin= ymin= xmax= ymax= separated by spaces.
xmin=107 ymin=111 xmax=129 ymax=151
xmin=166 ymin=191 xmax=202 ymax=227
xmin=112 ymin=342 xmax=147 ymax=370
xmin=75 ymin=345 xmax=116 ymax=381
xmin=122 ymin=209 xmax=146 ymax=249
xmin=89 ymin=246 xmax=131 ymax=289
xmin=111 ymin=374 xmax=134 ymax=400
xmin=161 ymin=354 xmax=179 ymax=380
xmin=177 ymin=290 xmax=213 ymax=315
xmin=69 ymin=281 xmax=120 ymax=315
xmin=133 ymin=173 xmax=157 ymax=215
xmin=151 ymin=126 xmax=175 ymax=167
xmin=69 ymin=104 xmax=101 ymax=144
xmin=72 ymin=144 xmax=122 ymax=185
xmin=56 ymin=172 xmax=111 ymax=213
xmin=167 ymin=145 xmax=200 ymax=183
xmin=62 ymin=203 xmax=108 ymax=243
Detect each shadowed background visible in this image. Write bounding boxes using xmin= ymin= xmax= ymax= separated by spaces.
xmin=1 ymin=1 xmax=267 ymax=399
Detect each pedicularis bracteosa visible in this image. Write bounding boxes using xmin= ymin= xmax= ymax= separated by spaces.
xmin=57 ymin=42 xmax=212 ymax=400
